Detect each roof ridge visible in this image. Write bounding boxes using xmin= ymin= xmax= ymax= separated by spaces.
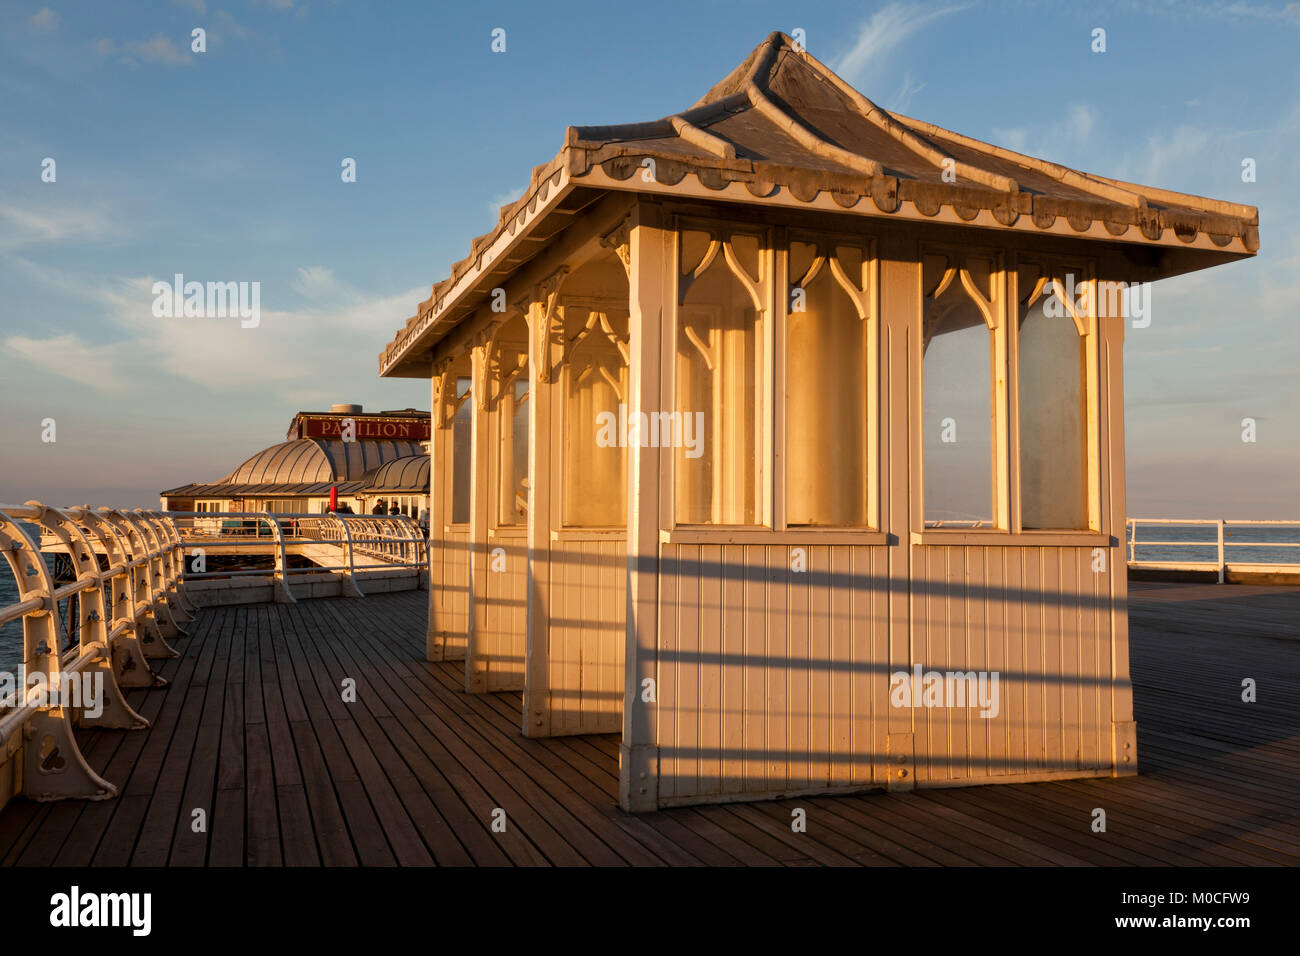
xmin=888 ymin=110 xmax=1149 ymax=209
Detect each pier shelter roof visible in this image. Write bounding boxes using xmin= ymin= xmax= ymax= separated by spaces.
xmin=379 ymin=30 xmax=1257 ymax=378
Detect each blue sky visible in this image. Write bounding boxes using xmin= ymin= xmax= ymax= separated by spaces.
xmin=1 ymin=0 xmax=1296 ymax=514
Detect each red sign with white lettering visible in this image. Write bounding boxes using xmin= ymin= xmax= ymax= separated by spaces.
xmin=296 ymin=416 xmax=430 ymax=441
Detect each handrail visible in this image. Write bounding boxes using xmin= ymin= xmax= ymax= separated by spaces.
xmin=1127 ymin=517 xmax=1300 ymax=584
xmin=0 ymin=502 xmax=428 ymax=811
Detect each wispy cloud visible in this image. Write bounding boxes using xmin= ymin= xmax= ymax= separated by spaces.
xmin=94 ymin=34 xmax=193 ymax=67
xmin=0 ymin=197 xmax=117 ymax=250
xmin=3 ymin=332 xmax=134 ymax=392
xmin=992 ymin=104 xmax=1099 ymax=168
xmin=831 ymin=2 xmax=973 ymax=96
xmin=1115 ymin=0 xmax=1300 ymax=26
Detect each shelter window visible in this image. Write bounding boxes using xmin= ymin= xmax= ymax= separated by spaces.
xmin=494 ymin=327 xmax=530 ymax=528
xmin=1017 ymin=264 xmax=1093 ymax=530
xmin=563 ymin=307 xmax=629 ymax=527
xmin=785 ymin=238 xmax=875 ymax=527
xmin=675 ymin=227 xmax=767 ymax=526
xmin=450 ymin=375 xmax=472 ymax=525
xmin=922 ymin=252 xmax=1001 ymax=527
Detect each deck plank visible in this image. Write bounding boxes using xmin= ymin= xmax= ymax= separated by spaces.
xmin=2 ymin=580 xmax=1297 ymax=867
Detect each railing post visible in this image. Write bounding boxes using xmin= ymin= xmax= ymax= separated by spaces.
xmin=23 ymin=503 xmax=149 ymax=731
xmin=68 ymin=508 xmax=164 ymax=688
xmin=100 ymin=509 xmax=178 ymax=659
xmin=159 ymin=514 xmax=200 ymax=613
xmin=263 ymin=512 xmax=296 ymax=604
xmin=0 ymin=508 xmax=117 ymax=802
xmin=126 ymin=511 xmax=184 ymax=639
xmin=1217 ymin=519 xmax=1226 ymax=584
xmin=138 ymin=510 xmax=193 ymax=626
xmin=333 ymin=515 xmax=363 ymax=598
xmin=1128 ymin=518 xmax=1136 ymax=564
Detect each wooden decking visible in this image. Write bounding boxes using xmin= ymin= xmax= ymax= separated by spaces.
xmin=1 ymin=581 xmax=1297 ymax=866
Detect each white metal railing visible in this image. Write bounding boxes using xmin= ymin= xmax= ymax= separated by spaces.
xmin=1126 ymin=518 xmax=1300 ymax=584
xmin=0 ymin=502 xmax=193 ymax=808
xmin=1 ymin=503 xmax=429 ymax=811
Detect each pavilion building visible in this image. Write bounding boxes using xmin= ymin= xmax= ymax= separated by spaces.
xmin=161 ymin=403 xmax=431 ymax=518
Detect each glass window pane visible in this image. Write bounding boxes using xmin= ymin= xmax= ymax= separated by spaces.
xmin=676 ymin=237 xmax=761 ymax=525
xmin=923 ymin=265 xmax=994 ymax=526
xmin=564 ymin=309 xmax=628 ymax=527
xmin=496 ymin=342 xmax=530 ymax=527
xmin=1019 ymin=292 xmax=1088 ymax=529
xmin=786 ymin=249 xmax=869 ymax=526
xmin=450 ymin=376 xmax=472 ymax=525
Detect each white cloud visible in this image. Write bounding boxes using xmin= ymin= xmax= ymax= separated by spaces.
xmin=3 ymin=270 xmax=427 ymax=398
xmin=30 ymin=7 xmax=59 ymax=31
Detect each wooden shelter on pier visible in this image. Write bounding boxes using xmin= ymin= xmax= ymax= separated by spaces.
xmin=379 ymin=33 xmax=1258 ymax=811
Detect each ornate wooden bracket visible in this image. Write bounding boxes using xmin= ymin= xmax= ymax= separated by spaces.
xmin=529 ymin=266 xmax=570 ymax=383
xmin=601 ymin=217 xmax=632 ymax=277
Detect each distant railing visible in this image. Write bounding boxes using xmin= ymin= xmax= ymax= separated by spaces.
xmin=165 ymin=511 xmax=428 ymax=600
xmin=1127 ymin=518 xmax=1300 ymax=583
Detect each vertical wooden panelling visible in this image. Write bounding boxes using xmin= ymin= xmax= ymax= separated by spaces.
xmin=543 ymin=538 xmax=625 ymax=735
xmin=742 ymin=545 xmax=765 ymax=795
xmin=987 ymin=546 xmax=1007 ymax=777
xmin=967 ymin=545 xmax=988 ymax=780
xmin=1042 ymin=547 xmax=1063 ymax=770
xmin=676 ymin=545 xmax=700 ymax=798
xmin=788 ymin=543 xmax=810 ymax=794
xmin=765 ymin=543 xmax=788 ymax=795
xmin=481 ymin=532 xmax=526 ymax=690
xmin=721 ymin=546 xmax=744 ymax=797
xmin=1062 ymin=550 xmax=1082 ymax=771
xmin=659 ymin=542 xmax=678 ymax=802
xmin=700 ymin=543 xmax=720 ymax=797
xmin=829 ymin=546 xmax=851 ymax=787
